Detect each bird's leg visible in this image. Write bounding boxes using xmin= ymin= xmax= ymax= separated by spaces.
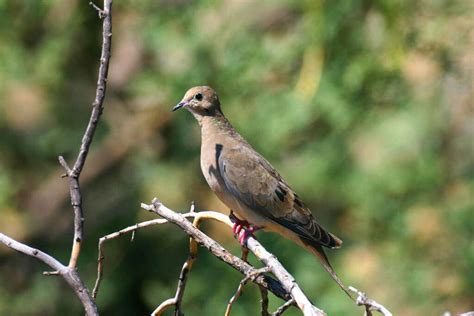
xmin=237 ymin=225 xmax=261 ymax=246
xmin=229 ymin=211 xmax=261 ymax=246
xmin=229 ymin=211 xmax=249 ymax=235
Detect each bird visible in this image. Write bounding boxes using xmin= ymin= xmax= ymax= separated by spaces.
xmin=173 ymin=86 xmax=350 ymax=297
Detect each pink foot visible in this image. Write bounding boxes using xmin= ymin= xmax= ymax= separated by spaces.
xmin=237 ymin=225 xmax=260 ymax=245
xmin=229 ymin=212 xmax=260 ymax=246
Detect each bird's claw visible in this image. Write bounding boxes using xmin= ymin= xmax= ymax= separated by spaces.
xmin=232 ymin=221 xmax=260 ymax=246
xmin=230 ymin=212 xmax=260 ymax=246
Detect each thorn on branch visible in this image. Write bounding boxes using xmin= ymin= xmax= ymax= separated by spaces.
xmin=58 ymin=156 xmax=72 ymax=175
xmin=43 ymin=270 xmax=61 ymax=276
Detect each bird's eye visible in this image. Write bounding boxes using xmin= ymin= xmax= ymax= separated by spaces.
xmin=194 ymin=93 xmax=203 ymax=101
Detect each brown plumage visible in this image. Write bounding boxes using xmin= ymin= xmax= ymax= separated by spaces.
xmin=173 ymin=86 xmax=350 ymax=296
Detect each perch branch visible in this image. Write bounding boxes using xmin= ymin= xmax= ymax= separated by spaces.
xmin=59 ymin=0 xmax=113 ymax=269
xmin=95 ymin=198 xmax=392 ymax=315
xmin=92 ymin=204 xmax=290 ymax=314
xmin=141 ymin=198 xmax=324 ymax=316
xmin=0 ymin=233 xmax=98 ymax=316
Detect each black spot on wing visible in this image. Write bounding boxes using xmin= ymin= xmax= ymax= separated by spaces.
xmin=275 ymin=185 xmax=287 ymax=202
xmin=209 ymin=143 xmax=223 ymax=177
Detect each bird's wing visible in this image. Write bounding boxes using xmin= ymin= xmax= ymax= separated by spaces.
xmin=219 ymin=145 xmax=342 ymax=249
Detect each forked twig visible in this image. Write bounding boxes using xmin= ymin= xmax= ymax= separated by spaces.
xmin=58 ymin=0 xmax=113 ymax=270
xmin=225 ymin=267 xmax=271 ymax=316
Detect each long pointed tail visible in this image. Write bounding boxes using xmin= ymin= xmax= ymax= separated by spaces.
xmin=306 ymin=242 xmax=353 ymax=300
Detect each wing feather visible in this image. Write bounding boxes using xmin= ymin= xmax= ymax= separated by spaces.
xmin=219 ymin=145 xmax=342 ymax=249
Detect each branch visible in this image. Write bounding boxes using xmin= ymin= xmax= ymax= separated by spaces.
xmin=0 ymin=233 xmax=98 ymax=316
xmin=1 ymin=2 xmax=113 ymax=315
xmin=141 ymin=198 xmax=324 ymax=316
xmin=349 ymin=286 xmax=393 ymax=316
xmin=272 ymin=299 xmax=296 ymax=316
xmin=225 ymin=267 xmax=271 ymax=316
xmin=92 ymin=210 xmax=290 ymax=307
xmin=258 ymin=285 xmax=270 ymax=316
xmin=59 ymin=0 xmax=113 ymax=269
xmin=94 ymin=198 xmax=392 ymax=315
xmin=92 ymin=218 xmax=169 ymax=299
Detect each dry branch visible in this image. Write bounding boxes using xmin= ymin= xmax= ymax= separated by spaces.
xmin=141 ymin=198 xmax=325 ymax=316
xmin=59 ymin=0 xmax=113 ymax=269
xmin=92 ymin=218 xmax=169 ymax=299
xmin=93 ymin=196 xmax=392 ymax=315
xmin=92 ymin=211 xmax=291 ymax=307
xmin=349 ymin=286 xmax=393 ymax=316
xmin=225 ymin=267 xmax=271 ymax=316
xmin=0 ymin=1 xmax=113 ymax=315
xmin=0 ymin=233 xmax=98 ymax=316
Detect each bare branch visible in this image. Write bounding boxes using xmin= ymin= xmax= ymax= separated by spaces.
xmin=0 ymin=233 xmax=98 ymax=316
xmin=93 ymin=205 xmax=287 ymax=315
xmin=92 ymin=218 xmax=169 ymax=299
xmin=259 ymin=285 xmax=270 ymax=316
xmin=272 ymin=299 xmax=296 ymax=316
xmin=348 ymin=286 xmax=393 ymax=316
xmin=151 ymin=203 xmax=198 ymax=316
xmin=151 ymin=256 xmax=191 ymax=316
xmin=225 ymin=267 xmax=271 ymax=316
xmin=95 ymin=199 xmax=392 ymax=315
xmin=60 ymin=0 xmax=113 ymax=269
xmin=0 ymin=2 xmax=114 ymax=315
xmin=141 ymin=198 xmax=324 ymax=316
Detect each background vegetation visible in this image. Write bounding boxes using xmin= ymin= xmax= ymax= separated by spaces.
xmin=0 ymin=0 xmax=472 ymax=315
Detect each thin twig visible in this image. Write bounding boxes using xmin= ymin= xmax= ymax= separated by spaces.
xmin=241 ymin=245 xmax=250 ymax=262
xmin=92 ymin=218 xmax=170 ymax=299
xmin=59 ymin=0 xmax=113 ymax=269
xmin=151 ymin=256 xmax=191 ymax=316
xmin=225 ymin=267 xmax=271 ymax=316
xmin=259 ymin=285 xmax=270 ymax=316
xmin=348 ymin=286 xmax=393 ymax=316
xmin=0 ymin=233 xmax=98 ymax=316
xmin=272 ymin=298 xmax=296 ymax=316
xmin=152 ymin=203 xmax=199 ymax=316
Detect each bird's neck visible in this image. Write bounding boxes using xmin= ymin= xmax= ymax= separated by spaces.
xmin=199 ymin=113 xmax=239 ymax=141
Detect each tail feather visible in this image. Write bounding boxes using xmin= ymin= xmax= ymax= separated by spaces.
xmin=305 ymin=242 xmax=353 ymax=300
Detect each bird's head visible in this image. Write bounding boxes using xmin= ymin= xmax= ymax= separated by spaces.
xmin=173 ymin=86 xmax=222 ymax=118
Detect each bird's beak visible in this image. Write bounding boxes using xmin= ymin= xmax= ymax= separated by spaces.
xmin=172 ymin=101 xmax=187 ymax=112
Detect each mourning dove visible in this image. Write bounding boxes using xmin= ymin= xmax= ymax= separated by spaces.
xmin=173 ymin=86 xmax=350 ymax=296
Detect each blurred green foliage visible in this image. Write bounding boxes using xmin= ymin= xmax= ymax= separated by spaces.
xmin=0 ymin=0 xmax=472 ymax=315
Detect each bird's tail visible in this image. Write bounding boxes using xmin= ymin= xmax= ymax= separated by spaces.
xmin=305 ymin=242 xmax=354 ymax=300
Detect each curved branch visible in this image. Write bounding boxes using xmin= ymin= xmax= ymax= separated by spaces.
xmin=93 ymin=211 xmax=290 ymax=304
xmin=0 ymin=233 xmax=98 ymax=316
